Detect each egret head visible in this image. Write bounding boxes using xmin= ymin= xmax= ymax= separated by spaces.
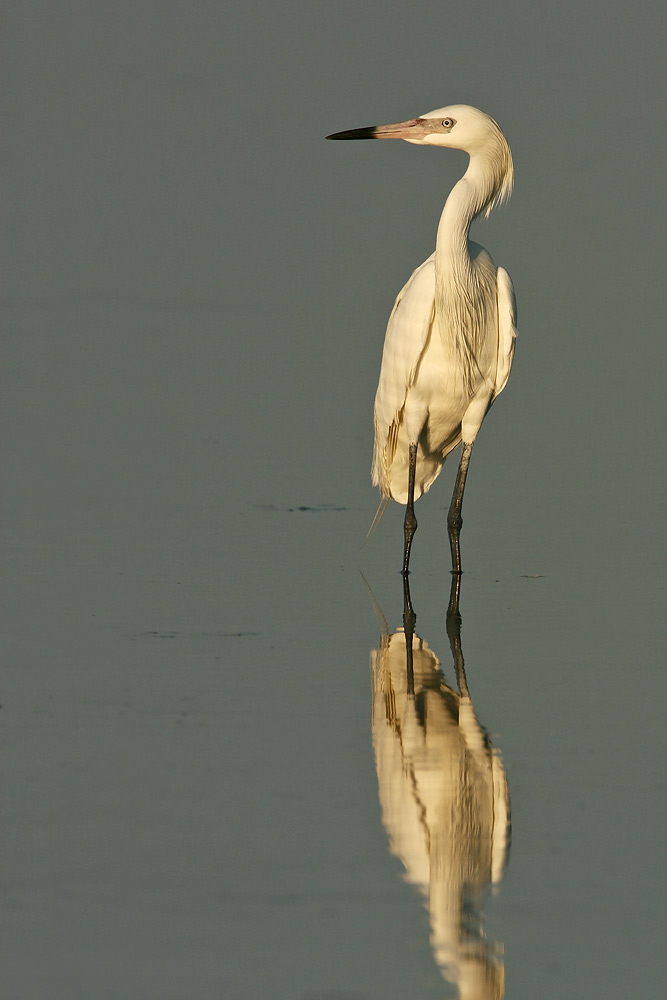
xmin=327 ymin=104 xmax=513 ymax=214
xmin=328 ymin=104 xmax=499 ymax=150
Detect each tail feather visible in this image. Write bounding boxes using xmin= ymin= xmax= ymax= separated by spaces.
xmin=362 ymin=496 xmax=390 ymax=547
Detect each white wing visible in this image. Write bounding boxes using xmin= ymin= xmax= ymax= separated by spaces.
xmin=494 ymin=266 xmax=517 ymax=398
xmin=372 ymin=254 xmax=436 ymax=492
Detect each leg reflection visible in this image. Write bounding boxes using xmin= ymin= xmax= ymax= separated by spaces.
xmin=402 ymin=571 xmax=416 ymax=697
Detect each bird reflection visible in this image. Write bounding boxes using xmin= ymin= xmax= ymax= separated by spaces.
xmin=370 ymin=574 xmax=510 ymax=999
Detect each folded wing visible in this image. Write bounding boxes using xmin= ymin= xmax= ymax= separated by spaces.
xmin=371 ymin=254 xmax=436 ymax=495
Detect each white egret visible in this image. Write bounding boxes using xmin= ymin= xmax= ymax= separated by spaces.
xmin=327 ymin=105 xmax=517 ymax=575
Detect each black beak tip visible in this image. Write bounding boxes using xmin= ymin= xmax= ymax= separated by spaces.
xmin=326 ymin=126 xmax=376 ymax=141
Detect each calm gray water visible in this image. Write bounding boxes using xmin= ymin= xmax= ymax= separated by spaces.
xmin=4 ymin=2 xmax=666 ymax=997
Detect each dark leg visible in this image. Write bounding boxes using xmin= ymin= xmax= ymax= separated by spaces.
xmin=446 ymin=570 xmax=469 ymax=698
xmin=402 ymin=572 xmax=416 ymax=697
xmin=402 ymin=443 xmax=418 ymax=576
xmin=447 ymin=442 xmax=473 ymax=576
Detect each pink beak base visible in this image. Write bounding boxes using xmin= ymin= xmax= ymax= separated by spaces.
xmin=326 ymin=118 xmax=433 ymax=141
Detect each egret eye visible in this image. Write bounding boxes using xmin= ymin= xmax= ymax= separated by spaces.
xmin=442 ymin=118 xmax=455 ymax=129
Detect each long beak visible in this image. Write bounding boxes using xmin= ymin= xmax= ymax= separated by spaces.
xmin=326 ymin=118 xmax=432 ymax=141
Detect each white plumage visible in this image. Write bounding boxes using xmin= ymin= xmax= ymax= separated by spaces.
xmin=328 ymin=104 xmax=517 ymax=573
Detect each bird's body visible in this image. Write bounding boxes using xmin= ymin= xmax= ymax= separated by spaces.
xmin=372 ymin=242 xmax=515 ymax=504
xmin=327 ymin=105 xmax=517 ymax=573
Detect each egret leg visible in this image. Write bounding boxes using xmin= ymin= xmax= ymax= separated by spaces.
xmin=402 ymin=443 xmax=418 ymax=576
xmin=447 ymin=442 xmax=473 ymax=576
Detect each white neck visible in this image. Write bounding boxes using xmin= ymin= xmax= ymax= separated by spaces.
xmin=435 ymin=153 xmax=499 ymax=264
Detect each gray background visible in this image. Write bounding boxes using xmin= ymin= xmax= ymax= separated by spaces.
xmin=3 ymin=1 xmax=666 ymax=997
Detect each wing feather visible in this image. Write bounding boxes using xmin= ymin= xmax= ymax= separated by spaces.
xmin=494 ymin=266 xmax=517 ymax=398
xmin=372 ymin=254 xmax=436 ymax=493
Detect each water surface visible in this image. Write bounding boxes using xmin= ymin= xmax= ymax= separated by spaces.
xmin=4 ymin=2 xmax=666 ymax=997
